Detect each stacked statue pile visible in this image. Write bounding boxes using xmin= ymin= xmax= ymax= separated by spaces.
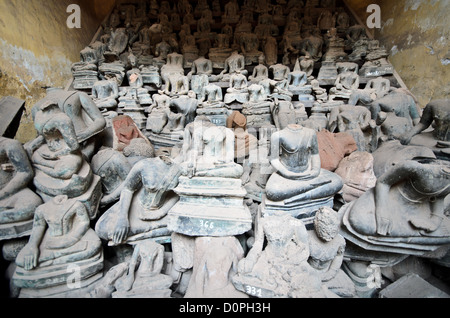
xmin=1 ymin=0 xmax=449 ymax=299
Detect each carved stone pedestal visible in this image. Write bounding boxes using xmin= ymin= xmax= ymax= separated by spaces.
xmin=168 ymin=176 xmax=252 ymax=237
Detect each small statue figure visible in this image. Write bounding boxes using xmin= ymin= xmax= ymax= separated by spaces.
xmin=223 ymin=0 xmax=240 ymax=24
xmin=369 ymin=88 xmax=421 ymax=140
xmin=242 ymin=83 xmax=275 ymax=128
xmin=308 ymin=207 xmax=356 ymax=297
xmin=184 ymin=236 xmax=249 ymax=298
xmin=264 ymin=124 xmax=343 ymax=225
xmin=346 ymin=24 xmax=367 ymax=44
xmin=249 ymin=55 xmax=269 ymax=82
xmin=112 ymin=240 xmax=173 ymax=298
xmin=188 ymin=55 xmax=219 ymax=83
xmin=201 ymin=83 xmax=226 ymax=108
xmin=27 ymin=100 xmax=102 ymax=219
xmin=323 ymin=28 xmax=347 ymax=63
xmin=239 ymin=32 xmax=263 ymax=65
xmin=328 ymin=69 xmax=360 ymax=102
xmin=348 ymin=76 xmax=391 ymax=106
xmin=91 ymin=148 xmax=133 ymax=207
xmin=224 ymin=70 xmax=250 ymax=105
xmin=91 ymin=75 xmax=120 ymax=111
xmin=14 ymin=195 xmax=103 ymax=297
xmin=219 ymin=51 xmax=249 ymax=82
xmin=301 ymin=28 xmax=324 ymax=63
xmin=270 ymin=100 xmax=297 ymax=130
xmin=226 ymin=111 xmax=258 ymax=162
xmin=328 ymin=104 xmax=377 ymax=152
xmin=269 ymin=63 xmax=293 ymax=101
xmin=168 ymin=122 xmax=252 ymax=237
xmin=232 ymin=211 xmax=329 ymax=298
xmin=334 ymin=151 xmax=377 ymax=203
xmin=317 ymin=10 xmax=336 ymax=31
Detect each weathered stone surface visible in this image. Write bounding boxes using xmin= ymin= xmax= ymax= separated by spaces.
xmin=379 ymin=273 xmax=449 ymax=298
xmin=13 ymin=196 xmax=104 ymax=297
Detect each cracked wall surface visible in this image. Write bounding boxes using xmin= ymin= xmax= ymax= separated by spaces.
xmin=346 ymin=0 xmax=449 ymax=108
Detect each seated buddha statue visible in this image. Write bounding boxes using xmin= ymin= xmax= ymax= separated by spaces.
xmin=95 ymin=155 xmax=182 ymax=246
xmin=264 ymin=124 xmax=343 ymax=225
xmin=13 ymin=195 xmax=103 ymax=297
xmin=27 ymin=100 xmax=102 ymax=221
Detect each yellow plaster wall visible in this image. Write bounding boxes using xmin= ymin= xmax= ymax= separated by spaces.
xmin=0 ymin=0 xmax=116 ymax=143
xmin=345 ymin=0 xmax=450 ymax=108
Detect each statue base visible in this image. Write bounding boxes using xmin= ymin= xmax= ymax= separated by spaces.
xmin=0 ymin=219 xmax=34 ymax=241
xmin=72 ymin=71 xmax=98 ymax=90
xmin=317 ymin=62 xmax=338 ymax=86
xmin=359 ymin=59 xmax=394 ymax=78
xmin=13 ymin=250 xmax=104 ymax=298
xmin=196 ymin=107 xmax=229 ymax=126
xmin=262 ymin=195 xmax=335 ymax=230
xmin=145 ymin=130 xmax=184 ymax=149
xmin=168 ymin=176 xmax=252 ymax=237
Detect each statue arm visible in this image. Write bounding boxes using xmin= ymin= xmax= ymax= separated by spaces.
xmin=91 ymin=86 xmax=99 ymax=99
xmin=269 ymin=131 xmax=280 ymax=161
xmin=239 ymin=217 xmax=265 ymax=273
xmin=24 ymin=135 xmax=45 ymax=159
xmin=399 ymin=104 xmax=433 ymax=145
xmin=54 ymin=115 xmax=81 ymax=155
xmin=111 ymin=82 xmax=120 ymax=99
xmin=205 ymin=60 xmax=213 ymax=75
xmin=359 ymin=109 xmax=372 ymax=131
xmin=353 ymin=76 xmax=360 ymax=89
xmin=77 ymin=92 xmax=106 ymax=143
xmin=0 ymin=140 xmax=34 ymax=201
xmin=16 ymin=208 xmax=46 ymax=270
xmin=225 ymin=128 xmax=236 ymax=163
xmin=322 ymin=240 xmax=345 ymax=282
xmin=374 ymin=160 xmax=420 ymax=235
xmin=187 ymin=63 xmax=196 ymax=78
xmin=112 ymin=163 xmax=143 ymax=245
xmin=153 ymin=244 xmax=165 ymax=274
xmin=327 ymin=108 xmax=340 ymax=132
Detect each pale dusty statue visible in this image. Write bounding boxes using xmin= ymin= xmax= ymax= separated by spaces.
xmin=112 ymin=240 xmax=173 ymax=298
xmin=233 ymin=211 xmax=330 ymax=298
xmin=308 ymin=207 xmax=356 ymax=297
